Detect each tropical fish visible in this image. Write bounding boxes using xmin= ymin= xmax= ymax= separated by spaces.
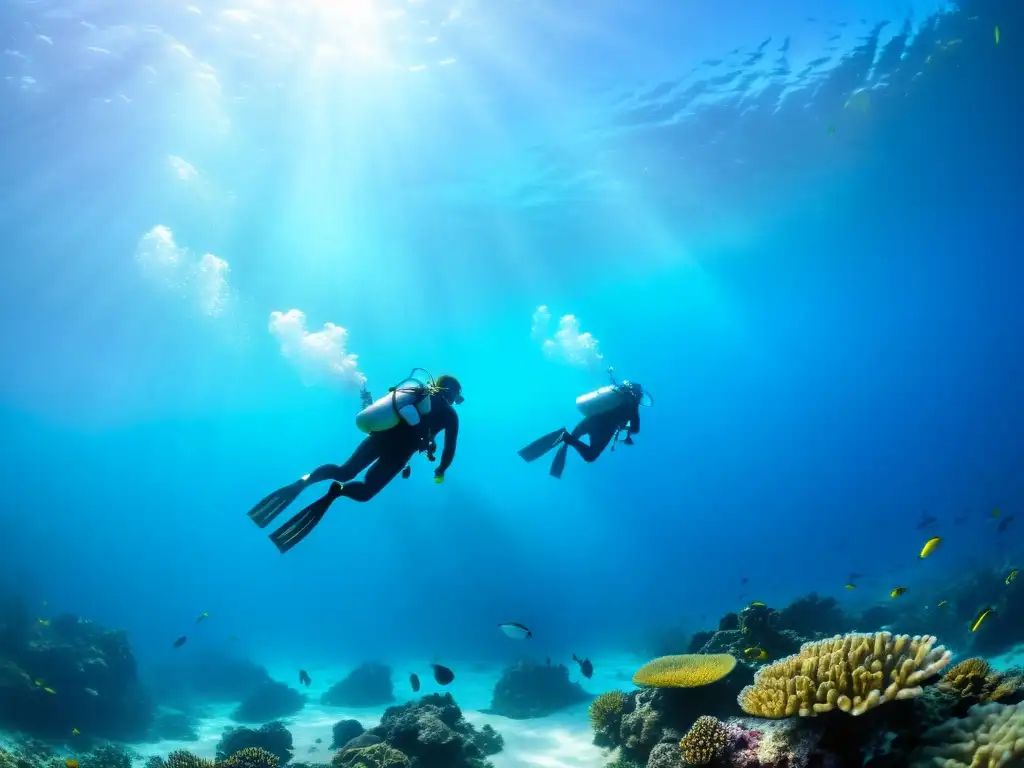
xmin=71 ymin=729 xmax=80 ymax=736
xmin=34 ymin=679 xmax=44 ymax=686
xmin=84 ymin=688 xmax=98 ymax=697
xmin=995 ymin=26 xmax=1000 ymax=45
xmin=749 ymin=601 xmax=766 ymax=607
xmin=66 ymin=760 xmax=78 ymax=768
xmin=196 ymin=612 xmax=209 ymax=624
xmin=430 ymin=664 xmax=455 ymax=685
xmin=891 ymin=587 xmax=908 ymax=598
xmin=173 ymin=635 xmax=187 ymax=649
xmin=998 ymin=516 xmax=1015 ymax=533
xmin=970 ymin=607 xmax=995 ymax=632
xmin=919 ymin=537 xmax=942 ymax=559
xmin=1007 ymin=569 xmax=1020 ymax=586
xmin=844 ymin=584 xmax=856 ymax=590
xmin=43 ymin=687 xmax=56 ymax=694
xmin=298 ymin=670 xmax=311 ymax=687
xmin=498 ymin=622 xmax=532 ymax=640
xmin=410 ymin=673 xmax=420 ymax=692
xmin=743 ymin=647 xmax=768 ymax=661
xmin=572 ymin=654 xmax=593 ymax=679
xmin=937 ymin=600 xmax=948 ymax=607
xmin=38 ymin=618 xmax=50 ymax=627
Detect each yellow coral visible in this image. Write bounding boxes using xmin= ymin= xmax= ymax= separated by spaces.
xmin=166 ymin=752 xmax=215 ymax=768
xmin=679 ymin=716 xmax=727 ymax=765
xmin=939 ymin=658 xmax=1024 ymax=705
xmin=632 ymin=654 xmax=737 ymax=688
xmin=912 ymin=702 xmax=1024 ymax=767
xmin=220 ymin=749 xmax=279 ymax=768
xmin=737 ymin=632 xmax=951 ymax=718
xmin=589 ymin=691 xmax=626 ymax=730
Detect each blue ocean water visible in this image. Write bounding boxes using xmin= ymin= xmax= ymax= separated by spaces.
xmin=0 ymin=0 xmax=1021 ymax=715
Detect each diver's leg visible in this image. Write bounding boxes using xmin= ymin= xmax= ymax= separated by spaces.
xmin=339 ymin=443 xmax=417 ymax=502
xmin=304 ymin=433 xmax=385 ymax=484
xmin=563 ymin=420 xmax=615 ymax=463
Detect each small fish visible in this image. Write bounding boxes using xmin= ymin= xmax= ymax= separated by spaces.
xmin=84 ymin=688 xmax=98 ymax=697
xmin=34 ymin=679 xmax=44 ymax=686
xmin=572 ymin=654 xmax=593 ymax=679
xmin=37 ymin=618 xmax=50 ymax=627
xmin=71 ymin=728 xmax=80 ymax=736
xmin=307 ymin=748 xmax=318 ymax=755
xmin=66 ymin=760 xmax=79 ymax=768
xmin=498 ymin=622 xmax=532 ymax=640
xmin=891 ymin=587 xmax=908 ymax=598
xmin=937 ymin=600 xmax=948 ymax=607
xmin=43 ymin=687 xmax=56 ymax=694
xmin=740 ymin=576 xmax=749 ymax=584
xmin=970 ymin=607 xmax=995 ymax=632
xmin=749 ymin=601 xmax=765 ymax=607
xmin=173 ymin=635 xmax=187 ymax=649
xmin=196 ymin=612 xmax=209 ymax=624
xmin=992 ymin=508 xmax=1000 ymax=517
xmin=998 ymin=516 xmax=1015 ymax=533
xmin=844 ymin=584 xmax=856 ymax=590
xmin=1007 ymin=569 xmax=1020 ymax=586
xmin=410 ymin=673 xmax=420 ymax=692
xmin=430 ymin=664 xmax=455 ymax=685
xmin=743 ymin=647 xmax=768 ymax=661
xmin=919 ymin=536 xmax=942 ymax=559
xmin=298 ymin=670 xmax=311 ymax=687
xmin=995 ymin=25 xmax=1000 ymax=45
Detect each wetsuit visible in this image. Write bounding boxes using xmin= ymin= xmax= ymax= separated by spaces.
xmin=563 ymin=400 xmax=640 ymax=462
xmin=304 ymin=391 xmax=459 ymax=501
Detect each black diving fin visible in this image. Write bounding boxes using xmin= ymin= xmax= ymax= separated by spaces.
xmin=518 ymin=429 xmax=568 ymax=463
xmin=549 ymin=444 xmax=569 ymax=479
xmin=246 ymin=478 xmax=308 ymax=528
xmin=268 ymin=482 xmax=344 ymax=554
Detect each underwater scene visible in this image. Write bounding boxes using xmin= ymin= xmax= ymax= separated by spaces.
xmin=2 ymin=0 xmax=1024 ymax=767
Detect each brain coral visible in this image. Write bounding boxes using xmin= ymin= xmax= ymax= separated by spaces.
xmin=737 ymin=631 xmax=951 ymax=717
xmin=911 ymin=701 xmax=1024 ymax=767
xmin=679 ymin=716 xmax=728 ymax=765
xmin=633 ymin=655 xmax=738 ymax=688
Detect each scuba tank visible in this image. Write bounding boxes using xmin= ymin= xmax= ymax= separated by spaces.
xmin=575 ymin=368 xmax=648 ymax=418
xmin=355 ymin=368 xmax=436 ymax=434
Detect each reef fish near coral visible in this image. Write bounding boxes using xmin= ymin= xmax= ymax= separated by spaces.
xmin=431 ymin=664 xmax=455 ymax=685
xmin=919 ymin=537 xmax=942 ymax=559
xmin=409 ymin=674 xmax=420 ymax=692
xmin=970 ymin=607 xmax=995 ymax=632
xmin=572 ymin=654 xmax=593 ymax=678
xmin=498 ymin=622 xmax=532 ymax=639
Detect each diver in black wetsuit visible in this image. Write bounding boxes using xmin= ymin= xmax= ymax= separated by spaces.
xmin=518 ymin=381 xmax=643 ymax=479
xmin=246 ymin=375 xmax=463 ymax=553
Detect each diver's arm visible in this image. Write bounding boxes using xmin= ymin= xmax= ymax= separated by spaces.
xmin=436 ymin=410 xmax=459 ymax=475
xmin=627 ymin=403 xmax=641 ymax=434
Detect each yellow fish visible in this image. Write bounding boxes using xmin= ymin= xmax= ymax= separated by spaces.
xmin=66 ymin=760 xmax=79 ymax=768
xmin=891 ymin=586 xmax=908 ymax=598
xmin=970 ymin=607 xmax=995 ymax=632
xmin=749 ymin=601 xmax=765 ymax=607
xmin=34 ymin=679 xmax=44 ymax=686
xmin=43 ymin=687 xmax=56 ymax=694
xmin=196 ymin=612 xmax=210 ymax=624
xmin=919 ymin=536 xmax=942 ymax=559
xmin=1007 ymin=569 xmax=1020 ymax=585
xmin=844 ymin=584 xmax=856 ymax=590
xmin=995 ymin=26 xmax=1000 ymax=45
xmin=72 ymin=728 xmax=80 ymax=736
xmin=743 ymin=647 xmax=768 ymax=661
xmin=37 ymin=618 xmax=50 ymax=627
xmin=937 ymin=600 xmax=948 ymax=607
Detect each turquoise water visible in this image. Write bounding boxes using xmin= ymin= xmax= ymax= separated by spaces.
xmin=0 ymin=0 xmax=1021 ymax=721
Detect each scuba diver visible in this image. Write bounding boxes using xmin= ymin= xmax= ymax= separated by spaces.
xmin=245 ymin=370 xmax=463 ymax=553
xmin=517 ymin=369 xmax=649 ymax=479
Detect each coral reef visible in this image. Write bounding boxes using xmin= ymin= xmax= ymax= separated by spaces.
xmin=937 ymin=658 xmax=1024 ymax=709
xmin=737 ymin=632 xmax=952 ymax=717
xmin=347 ymin=693 xmax=502 ymax=768
xmin=911 ymin=701 xmax=1024 ymax=767
xmin=155 ymin=748 xmax=277 ymax=768
xmin=216 ymin=722 xmax=294 ymax=764
xmin=0 ymin=597 xmax=153 ymax=740
xmin=590 ymin=691 xmax=627 ymax=740
xmin=220 ymin=749 xmax=280 ymax=768
xmin=486 ymin=660 xmax=590 ymax=719
xmin=322 ymin=663 xmax=395 ymax=708
xmin=633 ymin=654 xmax=738 ymax=688
xmin=331 ymin=720 xmax=366 ymax=750
xmin=679 ymin=716 xmax=727 ymax=765
xmin=776 ymin=594 xmax=848 ymax=640
xmin=165 ymin=752 xmax=215 ymax=768
xmin=689 ymin=604 xmax=805 ymax=663
xmin=231 ymin=681 xmax=306 ymax=723
xmin=331 ymin=745 xmax=408 ymax=768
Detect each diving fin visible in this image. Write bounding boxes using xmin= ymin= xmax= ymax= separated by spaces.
xmin=549 ymin=444 xmax=568 ymax=479
xmin=247 ymin=478 xmax=308 ymax=528
xmin=518 ymin=429 xmax=567 ymax=463
xmin=268 ymin=482 xmax=344 ymax=554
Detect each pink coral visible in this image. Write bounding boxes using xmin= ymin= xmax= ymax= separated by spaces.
xmin=723 ymin=721 xmax=762 ymax=768
xmin=721 ymin=719 xmax=838 ymax=768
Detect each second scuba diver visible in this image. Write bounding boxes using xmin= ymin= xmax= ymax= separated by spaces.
xmin=245 ymin=371 xmax=464 ymax=553
xmin=518 ymin=373 xmax=646 ymax=479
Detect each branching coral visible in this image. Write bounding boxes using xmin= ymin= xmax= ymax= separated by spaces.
xmin=633 ymin=655 xmax=737 ymax=688
xmin=939 ymin=659 xmax=1024 ymax=705
xmin=737 ymin=632 xmax=951 ymax=718
xmin=165 ymin=752 xmax=214 ymax=768
xmin=331 ymin=744 xmax=408 ymax=768
xmin=679 ymin=716 xmax=727 ymax=765
xmin=220 ymin=749 xmax=278 ymax=768
xmin=911 ymin=702 xmax=1024 ymax=767
xmin=589 ymin=691 xmax=626 ymax=731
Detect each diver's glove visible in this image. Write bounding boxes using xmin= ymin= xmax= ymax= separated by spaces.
xmin=433 ymin=470 xmax=445 ymax=484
